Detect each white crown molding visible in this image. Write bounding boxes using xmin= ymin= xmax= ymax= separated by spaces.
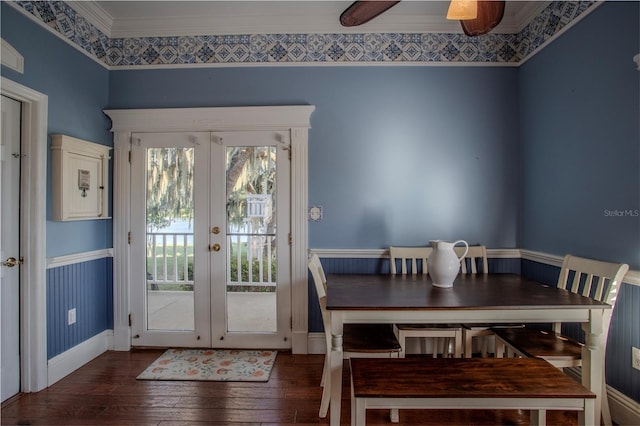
xmin=6 ymin=2 xmax=109 ymax=70
xmin=513 ymin=1 xmax=551 ymax=32
xmin=80 ymin=0 xmax=531 ymax=38
xmin=104 ymin=106 xmax=315 ymax=133
xmin=1 ymin=38 xmax=24 ymax=73
xmin=67 ymin=0 xmax=114 ymax=38
xmin=46 ymin=248 xmax=114 ymax=269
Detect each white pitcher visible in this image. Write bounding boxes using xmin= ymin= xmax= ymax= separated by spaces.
xmin=427 ymin=240 xmax=469 ymax=288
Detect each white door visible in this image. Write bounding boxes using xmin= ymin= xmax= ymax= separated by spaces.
xmin=130 ymin=132 xmax=212 ymax=347
xmin=1 ymin=95 xmax=22 ymax=402
xmin=130 ymin=131 xmax=291 ymax=348
xmin=210 ymin=131 xmax=291 ymax=348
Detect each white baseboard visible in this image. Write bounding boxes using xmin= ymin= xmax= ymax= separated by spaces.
xmin=608 ymin=386 xmax=640 ymax=426
xmin=47 ymin=329 xmax=113 ymax=386
xmin=291 ymin=330 xmax=308 ymax=354
xmin=564 ymin=367 xmax=640 ymax=425
xmin=307 ymin=332 xmax=326 ymax=354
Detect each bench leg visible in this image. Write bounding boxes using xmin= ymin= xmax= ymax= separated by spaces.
xmin=529 ymin=409 xmax=546 ymax=426
xmin=351 ymin=397 xmax=366 ymax=426
xmin=582 ymin=398 xmax=595 ymax=426
xmin=390 ymin=408 xmax=399 ymax=423
xmin=495 ymin=339 xmax=505 ymax=358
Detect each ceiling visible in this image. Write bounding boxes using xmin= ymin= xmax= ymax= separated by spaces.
xmin=70 ymin=1 xmax=550 ymax=38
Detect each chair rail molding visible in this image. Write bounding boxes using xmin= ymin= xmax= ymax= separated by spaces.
xmin=310 ymin=248 xmax=639 ymax=286
xmin=104 ymin=105 xmax=315 ymax=353
xmin=46 ymin=248 xmax=114 ymax=269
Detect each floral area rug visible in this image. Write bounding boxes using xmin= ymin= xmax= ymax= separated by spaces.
xmin=136 ymin=349 xmax=277 ymax=382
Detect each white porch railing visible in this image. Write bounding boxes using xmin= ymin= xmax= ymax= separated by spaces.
xmin=146 ymin=232 xmax=276 ymax=289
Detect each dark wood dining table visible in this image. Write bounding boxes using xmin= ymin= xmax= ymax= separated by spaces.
xmin=324 ymin=273 xmax=611 ymax=426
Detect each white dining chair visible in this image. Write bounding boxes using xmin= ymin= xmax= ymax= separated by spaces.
xmin=457 ymin=245 xmax=497 ymax=357
xmin=389 ymin=246 xmax=462 ymax=358
xmin=308 ymin=253 xmax=402 ymax=422
xmin=493 ymin=254 xmax=629 ymax=426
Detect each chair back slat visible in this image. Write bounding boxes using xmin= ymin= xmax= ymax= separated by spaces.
xmin=559 ymin=255 xmax=629 ymax=304
xmin=455 ymin=245 xmax=488 ymax=275
xmin=389 ymin=246 xmax=431 ymax=275
xmin=553 ymin=254 xmax=629 ymax=337
xmin=593 ymin=276 xmax=606 ymax=302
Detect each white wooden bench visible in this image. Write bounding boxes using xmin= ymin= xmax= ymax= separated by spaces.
xmin=349 ymin=357 xmax=595 ymax=426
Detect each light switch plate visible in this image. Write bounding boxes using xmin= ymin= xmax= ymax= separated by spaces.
xmin=308 ymin=205 xmax=323 ymax=222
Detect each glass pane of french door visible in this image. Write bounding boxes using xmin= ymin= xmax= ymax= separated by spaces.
xmin=210 ymin=131 xmax=291 ymax=348
xmin=226 ymin=146 xmax=277 ymax=332
xmin=130 ymin=132 xmax=211 ymax=347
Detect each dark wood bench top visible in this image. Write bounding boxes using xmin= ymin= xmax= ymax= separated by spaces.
xmin=350 ymin=358 xmax=595 ymax=399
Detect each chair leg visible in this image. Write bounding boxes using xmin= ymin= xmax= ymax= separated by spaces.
xmin=398 ymin=331 xmax=407 ymax=358
xmin=319 ymin=357 xmax=330 ymax=418
xmin=453 ymin=332 xmax=462 ymax=358
xmin=495 ymin=338 xmax=505 ymax=358
xmin=529 ymin=409 xmax=547 ymax=426
xmin=463 ymin=331 xmax=473 ymax=358
xmin=418 ymin=337 xmax=428 ymax=356
xmin=320 ymin=353 xmax=329 ymax=387
xmin=480 ymin=336 xmax=489 ymax=358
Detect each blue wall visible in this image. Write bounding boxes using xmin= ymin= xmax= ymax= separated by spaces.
xmin=519 ymin=2 xmax=640 ymax=270
xmin=1 ymin=4 xmax=114 ymax=360
xmin=1 ymin=4 xmax=113 ymax=257
xmin=46 ymin=258 xmax=113 ymax=358
xmin=2 ymin=0 xmax=639 ymax=405
xmin=109 ymin=66 xmax=520 ymax=249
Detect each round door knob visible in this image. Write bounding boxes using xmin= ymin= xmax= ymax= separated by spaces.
xmin=2 ymin=257 xmax=18 ymax=267
xmin=211 ymin=243 xmax=221 ymax=252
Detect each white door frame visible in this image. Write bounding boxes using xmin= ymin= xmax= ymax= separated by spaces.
xmin=0 ymin=77 xmax=49 ymax=393
xmin=104 ymin=106 xmax=315 ymax=354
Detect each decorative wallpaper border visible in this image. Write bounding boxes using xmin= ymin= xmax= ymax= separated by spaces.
xmin=13 ymin=1 xmax=598 ymax=67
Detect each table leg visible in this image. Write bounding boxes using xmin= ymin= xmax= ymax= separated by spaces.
xmin=582 ymin=309 xmax=605 ymax=425
xmin=330 ymin=315 xmax=344 ymax=426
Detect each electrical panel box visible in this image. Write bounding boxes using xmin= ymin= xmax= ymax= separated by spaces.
xmin=50 ymin=134 xmax=111 ymax=221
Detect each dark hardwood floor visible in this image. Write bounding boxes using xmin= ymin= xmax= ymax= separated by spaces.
xmin=2 ymin=349 xmax=580 ymax=425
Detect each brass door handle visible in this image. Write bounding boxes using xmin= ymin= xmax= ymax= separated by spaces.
xmin=210 ymin=243 xmax=221 ymax=252
xmin=2 ymin=257 xmax=21 ymax=267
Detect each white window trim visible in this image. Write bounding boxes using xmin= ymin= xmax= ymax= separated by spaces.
xmin=103 ymin=105 xmax=315 ymax=353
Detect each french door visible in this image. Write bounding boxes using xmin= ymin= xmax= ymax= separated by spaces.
xmin=130 ymin=131 xmax=291 ymax=348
